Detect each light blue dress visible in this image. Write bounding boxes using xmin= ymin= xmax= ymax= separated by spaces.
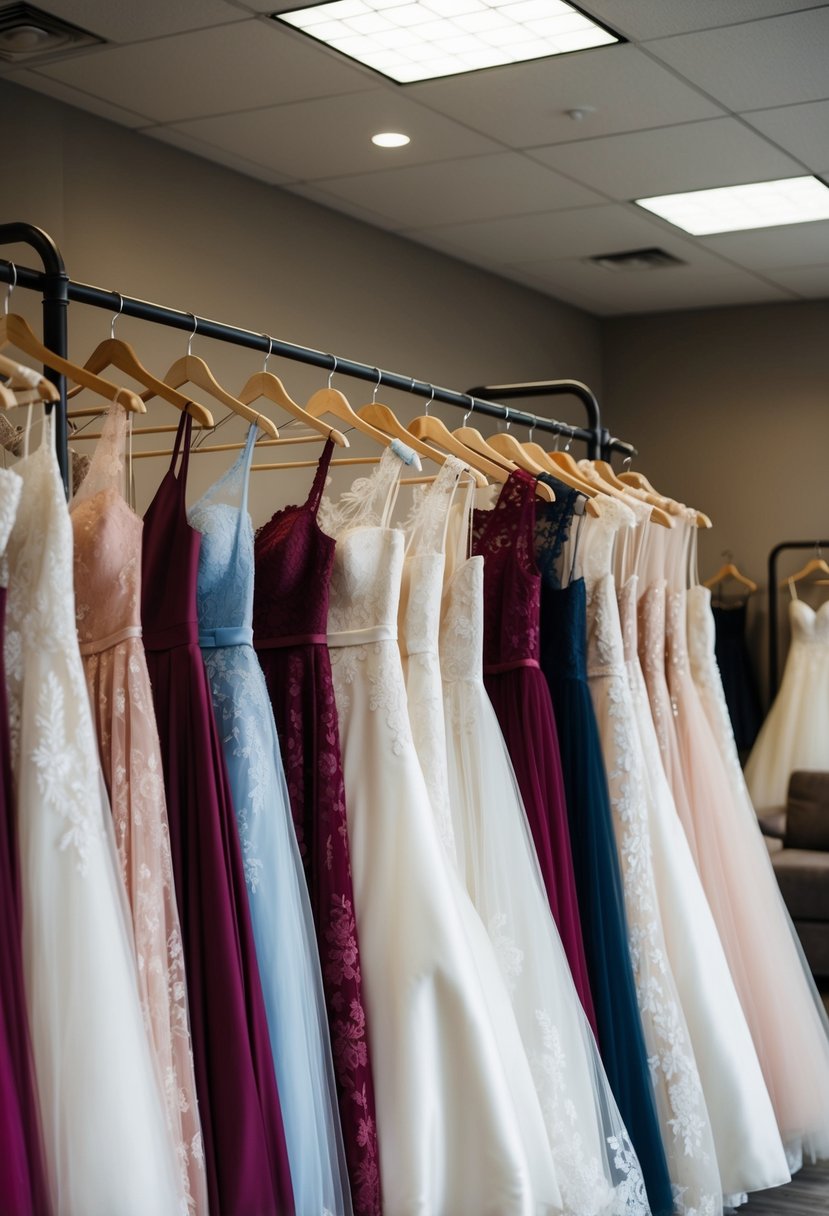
xmin=190 ymin=425 xmax=352 ymax=1216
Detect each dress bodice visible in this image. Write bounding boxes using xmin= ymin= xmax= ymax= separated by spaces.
xmin=711 ymin=600 xmax=748 ymax=644
xmin=70 ymin=403 xmax=143 ymax=651
xmin=400 ymin=457 xmax=467 ymax=659
xmin=141 ymin=413 xmax=200 ymax=650
xmin=190 ymin=426 xmax=257 ymax=646
xmin=534 ymin=479 xmax=581 ymax=592
xmin=666 ymin=588 xmax=690 ymax=684
xmin=320 ymin=446 xmax=408 ymax=643
xmin=471 ymin=469 xmax=540 ymax=669
xmin=788 ymin=597 xmax=829 ymax=649
xmin=253 ymin=439 xmax=335 ymax=646
xmin=638 ymin=581 xmax=668 ymax=685
xmin=576 ymin=497 xmax=633 ymax=680
xmin=618 ymin=576 xmax=640 ymax=666
xmin=535 ymin=477 xmax=585 ymax=683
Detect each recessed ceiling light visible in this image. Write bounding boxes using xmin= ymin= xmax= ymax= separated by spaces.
xmin=273 ymin=1 xmax=620 ymax=84
xmin=635 ymin=176 xmax=829 ymax=236
xmin=371 ymin=131 xmax=410 ymax=147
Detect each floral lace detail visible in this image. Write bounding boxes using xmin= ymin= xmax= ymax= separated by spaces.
xmin=319 ymin=446 xmax=404 ymax=541
xmin=71 ymin=401 xmax=206 ymax=1216
xmin=472 ymin=469 xmax=541 ymax=665
xmin=488 ymin=912 xmax=524 ymax=993
xmin=440 ymin=557 xmax=484 ymax=686
xmin=0 ymin=467 xmax=21 ymax=588
xmin=330 ymin=641 xmax=412 ymax=758
xmin=534 ymin=477 xmax=581 ymax=591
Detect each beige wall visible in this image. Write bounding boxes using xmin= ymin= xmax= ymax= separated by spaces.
xmin=0 ymin=77 xmax=602 ymax=522
xmin=602 ymin=301 xmax=829 ymax=701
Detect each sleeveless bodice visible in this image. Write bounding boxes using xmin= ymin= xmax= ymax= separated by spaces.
xmin=712 ymin=599 xmax=748 ymax=643
xmin=190 ymin=427 xmax=257 ymax=647
xmin=440 ymin=557 xmax=485 ymax=684
xmin=541 ymin=580 xmax=587 ymax=681
xmin=789 ymin=598 xmax=829 ymax=648
xmin=400 ymin=458 xmax=467 ymax=659
xmin=141 ymin=414 xmax=200 ymax=650
xmin=577 ymin=497 xmax=634 ymax=681
xmin=472 ymin=469 xmax=540 ymax=670
xmin=666 ymin=588 xmax=690 ymax=684
xmin=254 ymin=439 xmax=335 ymax=646
xmin=638 ymin=581 xmax=668 ymax=686
xmin=618 ymin=576 xmax=640 ymax=666
xmin=71 ymin=404 xmax=142 ymax=652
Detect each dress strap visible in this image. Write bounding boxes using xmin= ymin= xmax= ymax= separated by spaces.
xmin=308 ymin=438 xmax=334 ymax=515
xmin=170 ymin=410 xmax=193 ymax=490
xmin=238 ymin=424 xmax=258 ymax=520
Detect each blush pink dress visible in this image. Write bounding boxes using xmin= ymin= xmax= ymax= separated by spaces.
xmin=70 ymin=403 xmax=207 ymax=1216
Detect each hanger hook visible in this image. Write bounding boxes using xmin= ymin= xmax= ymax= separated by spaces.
xmin=622 ymin=453 xmax=632 ymax=471
xmin=372 ymin=367 xmax=382 ymax=403
xmin=3 ymin=263 xmax=16 ymax=316
xmin=504 ymin=406 xmax=511 ymax=432
xmin=527 ymin=414 xmax=536 ymax=444
xmin=327 ymin=354 xmax=338 ymax=390
xmin=425 ymin=383 xmax=434 ymax=416
xmin=187 ymin=313 xmax=198 ymax=356
xmin=263 ymin=335 xmax=273 ymax=374
xmin=462 ymin=393 xmax=475 ymax=427
xmin=110 ymin=291 xmax=124 ymax=340
xmin=563 ymin=427 xmax=574 ymax=454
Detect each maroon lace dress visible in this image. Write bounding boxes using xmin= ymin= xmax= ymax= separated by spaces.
xmin=142 ymin=413 xmax=294 ymax=1216
xmin=253 ymin=439 xmax=381 ymax=1216
xmin=472 ymin=469 xmax=597 ymax=1035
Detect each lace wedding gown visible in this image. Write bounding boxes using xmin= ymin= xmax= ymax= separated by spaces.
xmin=428 ymin=470 xmax=652 ymax=1216
xmin=71 ymin=402 xmax=206 ymax=1216
xmin=745 ymin=584 xmax=829 ymax=809
xmin=617 ymin=499 xmax=789 ymax=1201
xmin=681 ymin=542 xmax=829 ymax=1169
xmin=6 ymin=411 xmax=182 ymax=1215
xmin=191 ymin=424 xmax=352 ymax=1216
xmin=321 ymin=444 xmax=561 ymax=1216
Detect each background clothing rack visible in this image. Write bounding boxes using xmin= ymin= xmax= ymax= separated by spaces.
xmin=768 ymin=539 xmax=829 ymax=699
xmin=0 ymin=220 xmax=636 ymax=497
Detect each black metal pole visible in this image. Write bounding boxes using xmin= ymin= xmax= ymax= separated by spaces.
xmin=0 ymin=224 xmax=70 ymax=495
xmin=767 ymin=540 xmax=829 ymax=700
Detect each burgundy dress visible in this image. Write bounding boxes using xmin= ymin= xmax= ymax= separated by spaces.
xmin=142 ymin=413 xmax=294 ymax=1216
xmin=472 ymin=469 xmax=597 ymax=1036
xmin=0 ymin=574 xmax=51 ymax=1216
xmin=254 ymin=440 xmax=381 ymax=1216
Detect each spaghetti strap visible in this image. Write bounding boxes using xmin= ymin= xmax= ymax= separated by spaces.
xmin=307 ymin=438 xmax=334 ymax=515
xmin=170 ymin=412 xmax=193 ymax=487
xmin=238 ymin=425 xmax=258 ymax=522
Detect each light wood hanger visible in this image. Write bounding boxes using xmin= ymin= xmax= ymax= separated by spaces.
xmin=552 ymin=449 xmax=674 ymax=528
xmin=0 ymin=353 xmax=59 ymax=403
xmin=779 ymin=553 xmax=829 ymax=589
xmin=140 ymin=317 xmax=277 ymax=439
xmin=0 ymin=311 xmax=145 ymax=413
xmin=453 ymin=421 xmax=554 ymax=501
xmin=618 ymin=467 xmax=711 ymax=529
xmin=703 ymin=559 xmax=757 ymax=594
xmin=302 ymin=361 xmax=406 ymax=450
xmin=66 ymin=329 xmax=214 ymax=428
xmin=238 ymin=343 xmax=348 ymax=447
xmin=515 ymin=435 xmax=601 ymax=517
xmin=357 ymin=377 xmax=486 ymax=487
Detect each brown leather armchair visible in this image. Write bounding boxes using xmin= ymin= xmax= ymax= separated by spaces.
xmin=758 ymin=770 xmax=829 ymax=978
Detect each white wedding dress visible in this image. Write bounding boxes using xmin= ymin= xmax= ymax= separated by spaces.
xmin=575 ymin=493 xmax=722 ymax=1216
xmin=744 ymin=583 xmax=829 ymax=810
xmin=5 ymin=413 xmax=182 ymax=1215
xmin=321 ymin=444 xmax=561 ymax=1216
xmin=687 ymin=568 xmax=829 ymax=1170
xmin=405 ymin=466 xmax=651 ymax=1216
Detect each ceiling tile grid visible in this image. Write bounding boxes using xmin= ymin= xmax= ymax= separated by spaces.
xmin=2 ymin=0 xmax=827 ymax=314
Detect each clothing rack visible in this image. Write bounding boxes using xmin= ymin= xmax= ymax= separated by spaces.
xmin=767 ymin=539 xmax=829 ymax=699
xmin=0 ymin=221 xmax=636 ymax=496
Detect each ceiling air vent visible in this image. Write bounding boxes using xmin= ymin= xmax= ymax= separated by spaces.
xmin=0 ymin=3 xmax=103 ymax=63
xmin=588 ymin=247 xmax=686 ymax=272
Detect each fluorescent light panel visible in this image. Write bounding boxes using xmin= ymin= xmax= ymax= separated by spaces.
xmin=275 ymin=0 xmax=618 ymax=83
xmin=636 ymin=176 xmax=829 ymax=236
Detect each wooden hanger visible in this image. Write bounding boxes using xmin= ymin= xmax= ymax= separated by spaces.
xmin=303 ymin=364 xmax=401 ymax=449
xmin=0 ymin=353 xmax=59 ymax=403
xmin=703 ymin=559 xmax=757 ymax=594
xmin=66 ymin=334 xmax=213 ymax=428
xmin=0 ymin=311 xmax=145 ymax=413
xmin=779 ymin=553 xmax=829 ymax=589
xmin=553 ymin=449 xmax=674 ymax=528
xmin=238 ymin=347 xmax=348 ymax=447
xmin=487 ymin=428 xmax=548 ymax=476
xmin=514 ymin=436 xmax=600 ymax=517
xmin=140 ymin=318 xmax=277 ymax=439
xmin=453 ymin=423 xmax=553 ymax=501
xmin=618 ymin=467 xmax=711 ymax=529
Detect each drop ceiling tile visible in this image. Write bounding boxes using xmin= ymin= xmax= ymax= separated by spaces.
xmin=164 ymin=90 xmax=500 ymax=182
xmin=506 ymin=259 xmax=792 ymax=315
xmin=32 ymin=0 xmax=241 ymax=43
xmin=763 ymin=264 xmax=829 ymax=297
xmin=743 ymin=100 xmax=829 ymax=172
xmin=35 ymin=20 xmax=374 ymax=123
xmin=311 ymin=154 xmax=606 ymax=228
xmin=580 ymin=0 xmax=829 ymax=41
xmin=6 ymin=68 xmax=152 ymax=126
xmin=529 ymin=118 xmax=804 ymax=201
xmin=409 ymin=44 xmax=723 ymax=149
xmin=147 ymin=125 xmax=293 ymax=185
xmin=700 ymin=220 xmax=829 ymax=269
xmin=648 ymin=8 xmax=829 ymax=111
xmin=408 ymin=203 xmax=725 ymax=265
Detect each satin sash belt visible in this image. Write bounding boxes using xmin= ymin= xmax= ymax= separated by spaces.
xmin=78 ymin=624 xmax=143 ymax=656
xmin=327 ymin=624 xmax=397 ymax=648
xmin=483 ymin=657 xmax=540 ymax=674
xmin=255 ymin=632 xmax=328 ymax=650
xmin=143 ymin=621 xmax=200 ymax=651
xmin=199 ymin=625 xmax=254 ymax=649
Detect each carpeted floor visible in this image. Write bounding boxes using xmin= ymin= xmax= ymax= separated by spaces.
xmin=743 ymin=1161 xmax=829 ymax=1213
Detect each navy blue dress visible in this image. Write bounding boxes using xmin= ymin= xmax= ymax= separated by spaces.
xmin=535 ymin=479 xmax=674 ymax=1216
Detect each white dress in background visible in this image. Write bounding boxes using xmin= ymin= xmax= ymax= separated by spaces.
xmin=5 ymin=413 xmax=182 ymax=1215
xmin=688 ymin=577 xmax=829 ymax=1170
xmin=744 ymin=584 xmax=829 ymax=810
xmin=321 ymin=445 xmax=561 ymax=1216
